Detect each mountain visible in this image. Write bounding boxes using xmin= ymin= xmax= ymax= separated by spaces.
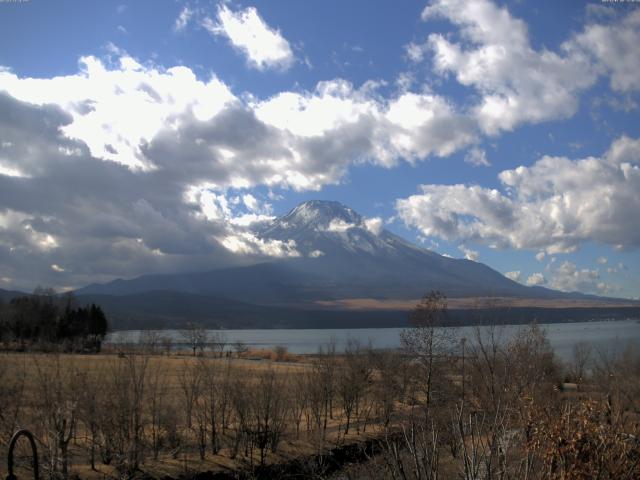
xmin=74 ymin=290 xmax=414 ymax=330
xmin=256 ymin=200 xmax=552 ymax=299
xmin=74 ymin=200 xmax=638 ymax=328
xmin=78 ymin=200 xmax=583 ymax=302
xmin=0 ymin=288 xmax=27 ymax=303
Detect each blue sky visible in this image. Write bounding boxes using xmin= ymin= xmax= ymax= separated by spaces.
xmin=0 ymin=0 xmax=639 ymax=298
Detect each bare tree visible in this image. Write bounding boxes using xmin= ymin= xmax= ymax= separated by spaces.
xmin=247 ymin=369 xmax=289 ymax=465
xmin=160 ymin=405 xmax=182 ymax=460
xmin=382 ymin=408 xmax=441 ymax=480
xmin=592 ymin=342 xmax=640 ymax=427
xmin=198 ymin=357 xmax=224 ymax=454
xmin=274 ymin=345 xmax=288 ymax=362
xmin=104 ymin=353 xmax=149 ymax=475
xmin=467 ymin=322 xmax=510 ymax=415
xmin=569 ymin=341 xmax=592 ymax=383
xmin=337 ymin=338 xmax=373 ymax=435
xmin=138 ymin=330 xmax=161 ymax=354
xmin=209 ymin=331 xmax=227 ymax=358
xmin=314 ymin=341 xmax=337 ymax=440
xmin=233 ymin=340 xmax=248 ymax=358
xmin=33 ymin=355 xmax=79 ymax=480
xmin=181 ymin=322 xmax=208 ymax=356
xmin=371 ymin=350 xmax=404 ymax=430
xmin=306 ymin=368 xmax=326 ymax=440
xmin=288 ymin=370 xmax=309 ymax=438
xmin=0 ymin=353 xmax=26 ymax=443
xmin=77 ymin=365 xmax=103 ymax=470
xmin=179 ymin=360 xmax=202 ymax=429
xmin=400 ymin=291 xmax=454 ymax=407
xmin=506 ymin=323 xmax=558 ymax=408
xmin=126 ymin=354 xmax=148 ymax=472
xmin=218 ymin=359 xmax=235 ymax=433
xmin=452 ymin=399 xmax=513 ymax=480
xmin=160 ymin=335 xmax=173 ymax=355
xmin=229 ymin=376 xmax=250 ymax=460
xmin=147 ymin=360 xmax=168 ymax=460
xmin=193 ymin=390 xmax=209 ymax=460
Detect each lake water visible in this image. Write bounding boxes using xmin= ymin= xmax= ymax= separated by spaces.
xmin=107 ymin=319 xmax=640 ymax=362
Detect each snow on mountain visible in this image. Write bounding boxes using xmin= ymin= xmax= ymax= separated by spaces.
xmin=258 ymin=200 xmax=428 ymax=258
xmin=78 ymin=200 xmax=589 ymax=302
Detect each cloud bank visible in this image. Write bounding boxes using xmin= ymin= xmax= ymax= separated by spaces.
xmin=414 ymin=0 xmax=640 ymax=134
xmin=0 ymin=0 xmax=638 ymax=293
xmin=0 ymin=50 xmax=478 ymax=289
xmin=396 ymin=136 xmax=640 ymax=254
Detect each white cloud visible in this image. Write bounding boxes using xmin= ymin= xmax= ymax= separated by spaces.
xmin=535 ymin=251 xmax=546 ymax=262
xmin=202 ymin=4 xmax=294 ymax=71
xmin=547 ymin=261 xmax=604 ymax=294
xmin=421 ymin=0 xmax=596 ymax=135
xmin=405 ymin=42 xmax=429 ymax=63
xmin=0 ymin=48 xmax=485 ymax=290
xmin=505 ymin=270 xmax=521 ymax=282
xmin=230 ymin=213 xmax=274 ymax=227
xmin=385 ymin=92 xmax=477 ymax=161
xmin=253 ymin=80 xmax=378 ymax=138
xmin=571 ymin=10 xmax=640 ymax=92
xmin=0 ymin=82 xmax=302 ymax=288
xmin=242 ymin=193 xmax=260 ymax=213
xmin=0 ymin=163 xmax=28 ymax=178
xmin=185 ymin=188 xmax=273 ymax=228
xmin=327 ymin=218 xmax=356 ymax=233
xmin=254 ymin=82 xmax=477 ymax=170
xmin=416 ymin=0 xmax=640 ymax=136
xmin=174 ymin=6 xmax=193 ymax=32
xmin=3 ymin=4 xmax=635 ymax=291
xmin=0 ymin=55 xmax=235 ymax=171
xmin=323 ymin=216 xmax=385 ymax=236
xmin=218 ymin=232 xmax=300 ymax=258
xmin=309 ymin=249 xmax=325 ymax=258
xmin=364 ymin=217 xmax=384 ymax=235
xmin=1 ymin=54 xmax=471 ymax=194
xmin=464 ymin=147 xmax=490 ymax=167
xmin=605 ymin=262 xmax=625 ymax=275
xmin=526 ymin=273 xmax=545 ymax=286
xmin=458 ymin=244 xmax=479 ymax=261
xmin=597 ymin=256 xmax=608 ymax=265
xmin=396 ymin=136 xmax=640 ymax=254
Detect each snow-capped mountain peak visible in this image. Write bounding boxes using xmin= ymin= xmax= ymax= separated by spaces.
xmin=275 ymin=200 xmax=362 ymax=231
xmin=77 ymin=200 xmax=575 ymax=304
xmin=258 ymin=200 xmax=419 ymax=258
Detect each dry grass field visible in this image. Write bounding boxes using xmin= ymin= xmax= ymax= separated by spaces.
xmin=1 ymin=321 xmax=639 ymax=480
xmin=0 ymin=346 xmax=396 ymax=479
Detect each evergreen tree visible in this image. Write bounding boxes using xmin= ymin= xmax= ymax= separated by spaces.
xmin=2 ymin=290 xmax=109 ymax=352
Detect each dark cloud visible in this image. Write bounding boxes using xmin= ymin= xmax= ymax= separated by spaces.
xmin=0 ymin=93 xmax=246 ymax=290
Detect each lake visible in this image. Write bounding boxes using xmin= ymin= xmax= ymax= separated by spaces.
xmin=107 ymin=319 xmax=640 ymax=362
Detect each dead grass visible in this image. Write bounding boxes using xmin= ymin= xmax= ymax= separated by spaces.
xmin=0 ymin=350 xmax=383 ymax=479
xmin=316 ymin=296 xmax=640 ymax=310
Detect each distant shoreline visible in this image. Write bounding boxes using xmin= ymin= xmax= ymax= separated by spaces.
xmin=105 ymin=319 xmax=640 ymax=360
xmin=107 ymin=316 xmax=640 ymax=334
xmin=315 ymin=296 xmax=640 ymax=311
xmin=105 ymin=306 xmax=640 ymax=331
